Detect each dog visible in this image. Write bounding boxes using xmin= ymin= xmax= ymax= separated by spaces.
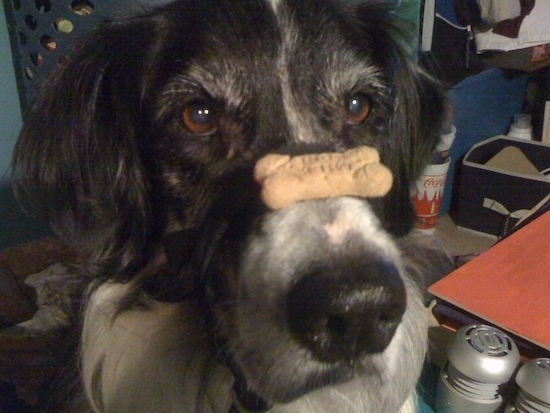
xmin=12 ymin=0 xmax=451 ymax=412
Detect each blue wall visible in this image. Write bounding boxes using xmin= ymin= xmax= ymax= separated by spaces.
xmin=1 ymin=2 xmax=51 ymax=248
xmin=0 ymin=1 xmax=21 ymax=182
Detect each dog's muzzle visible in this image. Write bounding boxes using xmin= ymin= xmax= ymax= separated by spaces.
xmin=215 ymin=196 xmax=410 ymax=405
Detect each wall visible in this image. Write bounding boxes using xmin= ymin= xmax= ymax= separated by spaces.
xmin=0 ymin=1 xmax=50 ymax=248
xmin=0 ymin=1 xmax=21 ymax=181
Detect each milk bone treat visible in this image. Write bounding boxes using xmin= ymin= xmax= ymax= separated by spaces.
xmin=254 ymin=146 xmax=393 ymax=209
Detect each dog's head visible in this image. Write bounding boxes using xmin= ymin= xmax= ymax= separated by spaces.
xmin=13 ymin=0 xmax=447 ymax=410
xmin=14 ymin=0 xmax=444 ymax=277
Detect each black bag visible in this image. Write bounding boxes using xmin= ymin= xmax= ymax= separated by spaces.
xmin=419 ymin=0 xmax=486 ymax=85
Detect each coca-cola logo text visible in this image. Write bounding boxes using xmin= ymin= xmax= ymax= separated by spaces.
xmin=423 ymin=176 xmax=446 ymax=188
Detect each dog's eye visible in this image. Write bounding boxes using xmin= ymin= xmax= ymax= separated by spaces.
xmin=346 ymin=94 xmax=371 ymax=125
xmin=182 ymin=101 xmax=219 ymax=136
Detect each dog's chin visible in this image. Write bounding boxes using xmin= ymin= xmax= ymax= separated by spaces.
xmin=233 ymin=329 xmax=403 ymax=404
xmin=214 ymin=197 xmax=428 ymax=405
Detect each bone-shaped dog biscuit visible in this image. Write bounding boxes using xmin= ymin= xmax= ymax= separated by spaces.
xmin=254 ymin=146 xmax=393 ymax=209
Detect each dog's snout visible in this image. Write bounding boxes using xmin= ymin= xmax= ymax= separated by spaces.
xmin=287 ymin=260 xmax=406 ymax=363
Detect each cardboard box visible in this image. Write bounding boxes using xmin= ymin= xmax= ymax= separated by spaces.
xmin=454 ymin=136 xmax=550 ymax=236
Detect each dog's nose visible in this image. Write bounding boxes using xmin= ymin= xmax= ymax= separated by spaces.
xmin=287 ymin=259 xmax=406 ymax=363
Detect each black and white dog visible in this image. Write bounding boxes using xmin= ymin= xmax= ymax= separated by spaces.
xmin=13 ymin=0 xmax=451 ymax=412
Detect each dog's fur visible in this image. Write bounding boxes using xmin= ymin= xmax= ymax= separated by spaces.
xmin=13 ymin=1 xmax=451 ymax=412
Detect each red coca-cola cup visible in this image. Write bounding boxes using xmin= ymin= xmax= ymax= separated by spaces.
xmin=410 ymin=157 xmax=451 ymax=233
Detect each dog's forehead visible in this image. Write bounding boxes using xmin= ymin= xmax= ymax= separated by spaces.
xmin=184 ymin=0 xmax=367 ymax=78
xmin=267 ymin=0 xmax=283 ymax=12
xmin=174 ymin=0 xmax=386 ymax=145
xmin=267 ymin=0 xmax=384 ymax=144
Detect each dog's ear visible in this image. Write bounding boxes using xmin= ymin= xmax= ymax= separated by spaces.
xmin=352 ymin=4 xmax=447 ymax=236
xmin=380 ymin=58 xmax=446 ymax=237
xmin=12 ymin=19 xmax=163 ymax=279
